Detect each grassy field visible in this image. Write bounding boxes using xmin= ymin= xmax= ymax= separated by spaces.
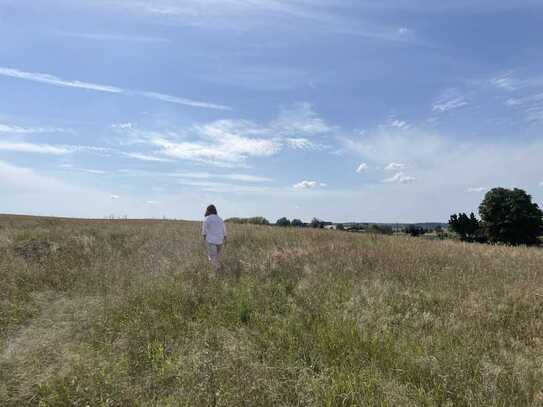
xmin=1 ymin=215 xmax=542 ymax=406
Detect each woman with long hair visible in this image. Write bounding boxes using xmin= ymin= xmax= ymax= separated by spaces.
xmin=202 ymin=204 xmax=227 ymax=270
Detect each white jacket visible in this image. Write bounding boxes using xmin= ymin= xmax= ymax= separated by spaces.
xmin=202 ymin=214 xmax=227 ymax=245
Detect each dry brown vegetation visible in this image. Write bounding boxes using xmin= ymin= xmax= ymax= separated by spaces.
xmin=1 ymin=215 xmax=543 ymax=406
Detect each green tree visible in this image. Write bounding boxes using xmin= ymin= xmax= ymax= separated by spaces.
xmin=291 ymin=219 xmax=304 ymax=227
xmin=479 ymin=188 xmax=543 ymax=245
xmin=449 ymin=212 xmax=481 ymax=242
xmin=336 ymin=223 xmax=345 ymax=231
xmin=310 ymin=218 xmax=324 ymax=228
xmin=276 ymin=217 xmax=291 ymax=227
xmin=254 ymin=217 xmax=271 ymax=225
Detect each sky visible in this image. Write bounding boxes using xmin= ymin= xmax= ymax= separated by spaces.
xmin=0 ymin=0 xmax=542 ymax=222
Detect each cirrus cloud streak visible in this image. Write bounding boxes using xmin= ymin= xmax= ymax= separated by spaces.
xmin=0 ymin=67 xmax=229 ymax=110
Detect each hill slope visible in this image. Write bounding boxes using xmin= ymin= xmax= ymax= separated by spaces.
xmin=1 ymin=216 xmax=542 ymax=405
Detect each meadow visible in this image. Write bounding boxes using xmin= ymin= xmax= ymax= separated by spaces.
xmin=1 ymin=215 xmax=542 ymax=406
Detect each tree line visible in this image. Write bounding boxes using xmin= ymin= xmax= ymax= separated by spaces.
xmin=227 ymin=217 xmax=325 ymax=228
xmin=226 ymin=187 xmax=543 ymax=246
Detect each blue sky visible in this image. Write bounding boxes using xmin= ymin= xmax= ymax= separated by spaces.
xmin=1 ymin=0 xmax=542 ymax=222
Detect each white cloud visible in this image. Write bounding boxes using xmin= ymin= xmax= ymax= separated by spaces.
xmin=490 ymin=73 xmax=518 ymax=91
xmin=490 ymin=72 xmax=543 ymax=92
xmin=73 ymin=145 xmax=115 ymax=155
xmin=123 ymin=152 xmax=174 ymax=162
xmin=220 ymin=174 xmax=273 ymax=183
xmin=118 ymin=104 xmax=331 ymax=167
xmin=0 ymin=141 xmax=115 ymax=156
xmin=81 ymin=169 xmax=107 ymax=175
xmin=272 ymin=102 xmax=334 ymax=136
xmin=293 ymin=180 xmax=326 ymax=190
xmin=490 ymin=73 xmax=543 ymax=122
xmin=150 ymin=122 xmax=276 ymax=165
xmin=56 ymin=31 xmax=170 ymax=43
xmin=58 ymin=0 xmax=425 ymax=45
xmin=383 ymin=172 xmax=416 ymax=184
xmin=505 ymin=93 xmax=543 ymax=106
xmin=340 ymin=124 xmax=446 ymax=165
xmin=340 ymin=121 xmax=543 ymax=221
xmin=0 ymin=123 xmax=67 ymax=134
xmin=177 ymin=179 xmax=274 ymax=193
xmin=0 ymin=67 xmax=123 ymax=93
xmin=523 ymin=106 xmax=543 ymax=123
xmin=0 ymin=141 xmax=71 ymax=155
xmin=151 ymin=133 xmax=279 ymax=166
xmin=337 ymin=1 xmax=543 ymax=13
xmin=110 ymin=194 xmax=120 ymax=199
xmin=384 ymin=162 xmax=406 ymax=171
xmin=390 ymin=119 xmax=409 ymax=129
xmin=145 ymin=200 xmax=160 ymax=205
xmin=356 ymin=163 xmax=369 ymax=173
xmin=112 ymin=123 xmax=134 ymax=130
xmin=433 ymin=97 xmax=468 ymax=113
xmin=467 ymin=187 xmax=487 ymax=193
xmin=58 ymin=165 xmax=108 ymax=175
xmin=119 ymin=169 xmax=273 ymax=184
xmin=136 ymin=91 xmax=229 ymax=110
xmin=195 ymin=121 xmax=281 ymax=157
xmin=432 ymin=89 xmax=469 ymax=113
xmin=505 ymin=98 xmax=522 ymax=107
xmin=503 ymin=93 xmax=543 ymax=122
xmin=0 ymin=67 xmax=229 ymax=110
xmin=285 ymin=138 xmax=322 ymax=150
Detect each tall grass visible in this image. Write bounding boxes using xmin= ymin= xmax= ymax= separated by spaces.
xmin=1 ymin=215 xmax=542 ymax=406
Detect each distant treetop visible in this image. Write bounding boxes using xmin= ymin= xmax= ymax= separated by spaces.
xmin=291 ymin=219 xmax=304 ymax=227
xmin=276 ymin=217 xmax=291 ymax=227
xmin=225 ymin=217 xmax=270 ymax=225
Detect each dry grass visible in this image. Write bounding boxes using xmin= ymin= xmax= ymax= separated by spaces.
xmin=1 ymin=215 xmax=542 ymax=406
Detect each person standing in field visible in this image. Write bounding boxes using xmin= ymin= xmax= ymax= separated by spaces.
xmin=202 ymin=204 xmax=227 ymax=270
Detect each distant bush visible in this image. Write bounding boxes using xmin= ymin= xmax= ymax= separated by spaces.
xmin=405 ymin=225 xmax=426 ymax=237
xmin=276 ymin=217 xmax=291 ymax=227
xmin=226 ymin=217 xmax=270 ymax=225
xmin=310 ymin=218 xmax=325 ymax=229
xmin=336 ymin=224 xmax=345 ymax=231
xmin=291 ymin=219 xmax=304 ymax=227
